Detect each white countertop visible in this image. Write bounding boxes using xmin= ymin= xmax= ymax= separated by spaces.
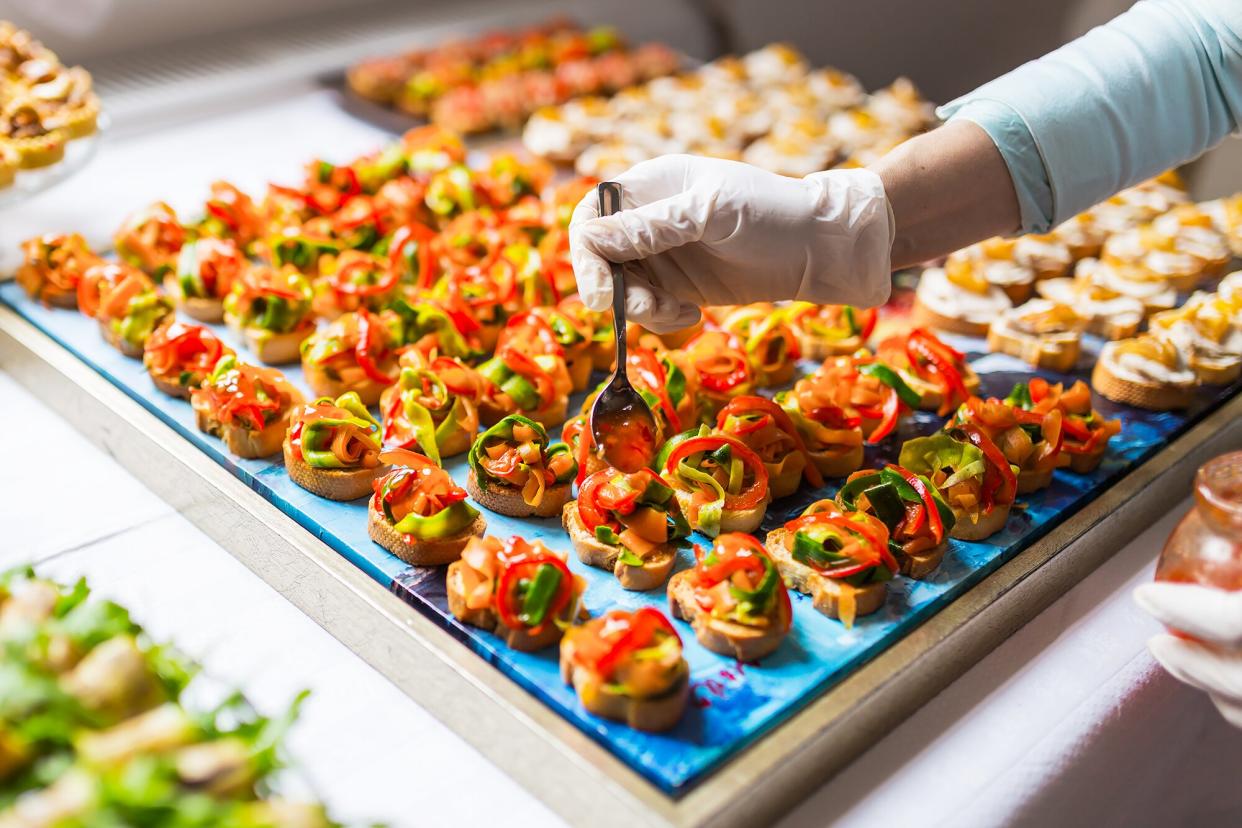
xmin=4 ymin=86 xmax=1241 ymax=828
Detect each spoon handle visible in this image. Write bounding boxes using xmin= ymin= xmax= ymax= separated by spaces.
xmin=597 ymin=181 xmax=627 ymax=386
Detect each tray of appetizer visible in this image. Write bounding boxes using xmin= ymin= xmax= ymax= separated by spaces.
xmin=0 ymin=570 xmax=342 ymax=826
xmin=3 ymin=124 xmax=1241 ymax=828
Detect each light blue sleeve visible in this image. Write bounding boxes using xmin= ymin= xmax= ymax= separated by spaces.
xmin=936 ymin=0 xmax=1242 ymax=233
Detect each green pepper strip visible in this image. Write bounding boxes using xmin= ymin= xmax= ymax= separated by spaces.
xmin=466 ymin=414 xmax=547 ymax=489
xmin=391 ymin=501 xmax=479 ymax=539
xmin=727 ymin=554 xmax=779 ymax=621
xmin=518 ymin=564 xmax=562 ymax=627
xmin=859 ymin=363 xmax=922 ymax=407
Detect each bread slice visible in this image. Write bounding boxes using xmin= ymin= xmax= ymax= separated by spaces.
xmin=99 ymin=320 xmax=146 ymax=358
xmin=987 ymin=320 xmax=1081 ymax=373
xmin=445 ymin=561 xmax=567 ymax=651
xmin=764 ymin=529 xmax=888 ymax=621
xmin=283 ymin=440 xmax=384 ymax=501
xmin=897 ymin=541 xmax=947 ymax=580
xmin=671 ymin=490 xmax=767 ymax=535
xmin=303 ymin=361 xmax=390 ymax=407
xmin=466 ymin=467 xmax=571 ymax=518
xmin=948 ymin=503 xmax=1010 ymax=541
xmin=1091 ymin=358 xmax=1194 ymax=411
xmin=181 ymin=298 xmax=224 ymax=324
xmin=1067 ymin=447 xmax=1107 ymax=474
xmin=560 ymin=655 xmax=688 ymax=732
xmin=149 ymin=371 xmax=194 ymax=399
xmin=478 ymin=396 xmax=568 ymax=431
xmin=911 ymin=297 xmax=990 ymax=337
xmin=236 ymin=325 xmax=310 ymax=365
xmin=1016 ymin=467 xmax=1054 ymax=494
xmin=368 ymin=506 xmax=486 ymax=566
xmin=667 ymin=570 xmax=788 ymax=661
xmin=807 ymin=443 xmax=864 ymax=479
xmin=797 ymin=333 xmax=866 ymax=362
xmin=195 ymin=406 xmax=291 ymax=458
xmin=562 ymin=502 xmax=676 ymax=591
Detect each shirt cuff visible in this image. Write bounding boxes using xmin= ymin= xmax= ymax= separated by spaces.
xmin=937 ymin=98 xmax=1055 ymax=234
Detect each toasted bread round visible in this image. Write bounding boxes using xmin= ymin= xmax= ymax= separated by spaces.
xmin=99 ymin=320 xmax=146 ymax=358
xmin=445 ymin=561 xmax=567 ymax=651
xmin=987 ymin=324 xmax=1081 ymax=373
xmin=667 ymin=570 xmax=788 ymax=661
xmin=477 ymin=396 xmax=568 ymax=431
xmin=560 ymin=657 xmax=688 ymax=732
xmin=1091 ymin=359 xmax=1194 ymax=411
xmin=368 ymin=506 xmax=486 ymax=566
xmin=284 ymin=440 xmax=385 ymax=501
xmin=1016 ymin=467 xmax=1054 ymax=494
xmin=195 ymin=406 xmax=291 ymax=458
xmin=948 ymin=503 xmax=1010 ymax=541
xmin=234 ymin=325 xmax=310 ymax=365
xmin=466 ymin=467 xmax=571 ymax=518
xmin=1189 ymin=356 xmax=1242 ymax=386
xmin=180 ymin=297 xmax=225 ymax=324
xmin=149 ymin=371 xmax=193 ymax=399
xmin=911 ymin=297 xmax=991 ymax=337
xmin=765 ymin=529 xmax=888 ymax=621
xmin=898 ymin=541 xmax=948 ymax=580
xmin=671 ymin=490 xmax=767 ymax=536
xmin=562 ymin=502 xmax=676 ymax=591
xmin=1066 ymin=447 xmax=1106 ymax=474
xmin=807 ymin=443 xmax=864 ymax=479
xmin=302 ymin=360 xmax=390 ymax=406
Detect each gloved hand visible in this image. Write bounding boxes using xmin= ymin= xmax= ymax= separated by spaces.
xmin=568 ymin=154 xmax=895 ymax=333
xmin=1134 ymin=581 xmax=1242 ymax=728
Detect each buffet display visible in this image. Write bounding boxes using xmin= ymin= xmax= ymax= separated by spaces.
xmin=0 ymin=21 xmax=99 ymax=189
xmin=0 ymin=570 xmax=339 ymax=826
xmin=346 ymin=18 xmax=680 ymax=134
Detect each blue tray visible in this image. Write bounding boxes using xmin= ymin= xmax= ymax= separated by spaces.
xmin=4 ymin=279 xmax=1237 ymax=795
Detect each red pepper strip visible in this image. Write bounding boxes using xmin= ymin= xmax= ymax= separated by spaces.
xmin=590 ymin=608 xmax=679 ymax=681
xmin=268 ymin=183 xmax=309 ymax=207
xmin=902 ymin=501 xmax=927 ymax=537
xmin=697 ymin=351 xmax=749 ymax=393
xmin=664 ymin=435 xmax=770 ymax=510
xmin=887 ymin=464 xmax=945 ymax=544
xmin=576 ymin=469 xmax=613 ymax=531
xmin=865 ymin=387 xmax=901 ymax=444
xmin=857 ymin=307 xmax=878 ymax=341
xmin=629 ymin=347 xmax=680 ymax=433
xmin=503 ymin=312 xmax=564 ymax=357
xmin=355 ymin=310 xmax=397 ymax=385
xmin=205 ymin=201 xmax=241 ymax=232
xmin=500 ymin=348 xmax=555 ymax=408
xmin=726 ymin=413 xmax=769 ymax=436
xmin=695 ymin=536 xmax=769 ymax=586
xmin=1062 ymin=426 xmax=1104 ymax=455
xmin=907 ymin=329 xmax=968 ymax=414
xmin=334 ymin=256 xmax=397 ymax=298
xmin=1029 ymin=377 xmax=1049 ymax=404
xmin=389 ymin=222 xmax=439 ymax=290
xmin=784 ymin=511 xmax=894 ymax=577
xmin=565 ymin=416 xmax=592 ymax=487
xmin=1061 ymin=415 xmax=1094 ymax=442
xmin=495 ymin=554 xmax=573 ymax=633
xmin=382 ymin=388 xmax=406 ymax=446
xmin=1012 ymin=407 xmax=1046 ymax=426
xmin=958 ymin=424 xmax=1016 ymax=510
xmin=715 ymin=396 xmax=824 ymax=488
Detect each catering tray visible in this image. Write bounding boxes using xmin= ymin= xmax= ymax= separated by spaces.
xmin=3 ymin=283 xmax=1241 ymax=827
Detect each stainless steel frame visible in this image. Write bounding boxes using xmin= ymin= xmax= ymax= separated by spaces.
xmin=4 ymin=302 xmax=1239 ymax=827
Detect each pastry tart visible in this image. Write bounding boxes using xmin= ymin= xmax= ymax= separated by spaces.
xmin=1 ymin=100 xmax=64 ymax=168
xmin=987 ymin=299 xmax=1087 ymax=373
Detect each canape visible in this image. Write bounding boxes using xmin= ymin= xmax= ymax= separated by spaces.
xmin=898 ymin=428 xmax=1019 ymax=540
xmin=656 ymin=430 xmax=770 ymax=536
xmin=673 ymin=329 xmax=753 ymax=425
xmin=1034 ymin=276 xmax=1145 ymax=340
xmin=713 ymin=303 xmax=801 ymax=387
xmin=765 ymin=500 xmax=898 ymax=626
xmin=300 ymin=309 xmax=400 ymax=406
xmin=783 ymin=301 xmax=877 ymax=360
xmin=447 ymin=535 xmax=587 ymax=651
xmin=563 ymin=467 xmax=690 ymax=591
xmin=1050 ymin=212 xmax=1108 ymax=260
xmin=836 ymin=465 xmax=957 ymax=578
xmin=1068 ymin=258 xmax=1177 ymax=315
xmin=197 ymin=180 xmax=265 ymax=251
xmin=165 ymin=238 xmax=247 ymax=323
xmin=557 ymin=295 xmax=615 ymax=370
xmin=715 ymin=395 xmax=825 ymax=499
xmin=476 ymin=346 xmax=573 ymax=429
xmin=143 ymin=320 xmax=233 ymax=398
xmin=912 ymin=264 xmax=1013 ymax=337
xmin=466 ymin=415 xmax=577 ymax=518
xmin=773 ymin=377 xmax=866 ymax=478
xmin=806 ymin=353 xmax=922 ymax=443
xmin=113 ymin=202 xmax=186 ymax=277
xmin=667 ymin=533 xmax=791 ymax=661
xmin=283 ymin=392 xmax=386 ymax=501
xmin=1092 ymin=335 xmax=1197 ymax=411
xmin=78 ymin=263 xmax=173 ymax=358
xmin=312 ymin=249 xmax=400 ymax=319
xmin=987 ymin=299 xmax=1087 ymax=373
xmin=560 ymin=608 xmax=689 ymax=732
xmin=1005 ymin=379 xmax=1120 ymax=473
xmin=875 ymin=328 xmax=981 ymax=416
xmin=223 ymin=264 xmax=315 ymax=364
xmin=949 ymin=395 xmax=1066 ymax=494
xmin=1014 ymin=233 xmax=1073 ymax=281
xmin=497 ymin=307 xmax=596 ymax=391
xmin=1149 ymin=296 xmax=1242 ymax=385
xmin=367 ymin=449 xmax=485 ymax=563
xmin=947 ymin=238 xmax=1037 ymax=304
xmin=380 ymin=350 xmax=483 ymax=464
xmin=383 ymin=297 xmax=483 ymax=362
xmin=190 ymin=355 xmax=303 ymax=458
xmin=16 ymin=233 xmax=99 ymax=308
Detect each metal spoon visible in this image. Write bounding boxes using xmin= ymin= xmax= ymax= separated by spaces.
xmin=589 ymin=181 xmax=660 ymax=474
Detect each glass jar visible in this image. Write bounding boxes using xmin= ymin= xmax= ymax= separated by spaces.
xmin=1156 ymin=451 xmax=1242 ymax=590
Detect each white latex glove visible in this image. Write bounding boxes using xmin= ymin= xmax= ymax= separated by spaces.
xmin=569 ymin=154 xmax=894 ymax=333
xmin=1134 ymin=582 xmax=1242 ymax=728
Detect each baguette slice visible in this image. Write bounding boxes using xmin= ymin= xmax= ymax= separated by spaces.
xmin=284 ymin=440 xmax=385 ymax=501
xmin=897 ymin=541 xmax=948 ymax=580
xmin=807 ymin=442 xmax=864 ymax=479
xmin=99 ymin=320 xmax=146 ymax=358
xmin=911 ymin=297 xmax=991 ymax=337
xmin=560 ymin=652 xmax=688 ymax=732
xmin=477 ymin=396 xmax=568 ymax=431
xmin=671 ymin=490 xmax=767 ymax=536
xmin=562 ymin=502 xmax=676 ymax=591
xmin=1016 ymin=467 xmax=1054 ymax=495
xmin=227 ymin=320 xmax=311 ymax=366
xmin=1091 ymin=358 xmax=1194 ymax=411
xmin=467 ymin=467 xmax=571 ymax=518
xmin=303 ymin=360 xmax=390 ymax=407
xmin=194 ymin=405 xmax=293 ymax=458
xmin=368 ymin=506 xmax=486 ymax=566
xmin=948 ymin=503 xmax=1010 ymax=541
xmin=667 ymin=570 xmax=788 ymax=661
xmin=765 ymin=529 xmax=888 ymax=622
xmin=445 ymin=561 xmax=569 ymax=651
xmin=987 ymin=305 xmax=1083 ymax=373
xmin=149 ymin=371 xmax=195 ymax=399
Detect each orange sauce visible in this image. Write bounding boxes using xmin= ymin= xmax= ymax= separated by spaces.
xmin=594 ymin=405 xmax=658 ymax=473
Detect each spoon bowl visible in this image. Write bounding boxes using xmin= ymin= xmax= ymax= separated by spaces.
xmin=589 ymin=181 xmax=660 ymax=473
